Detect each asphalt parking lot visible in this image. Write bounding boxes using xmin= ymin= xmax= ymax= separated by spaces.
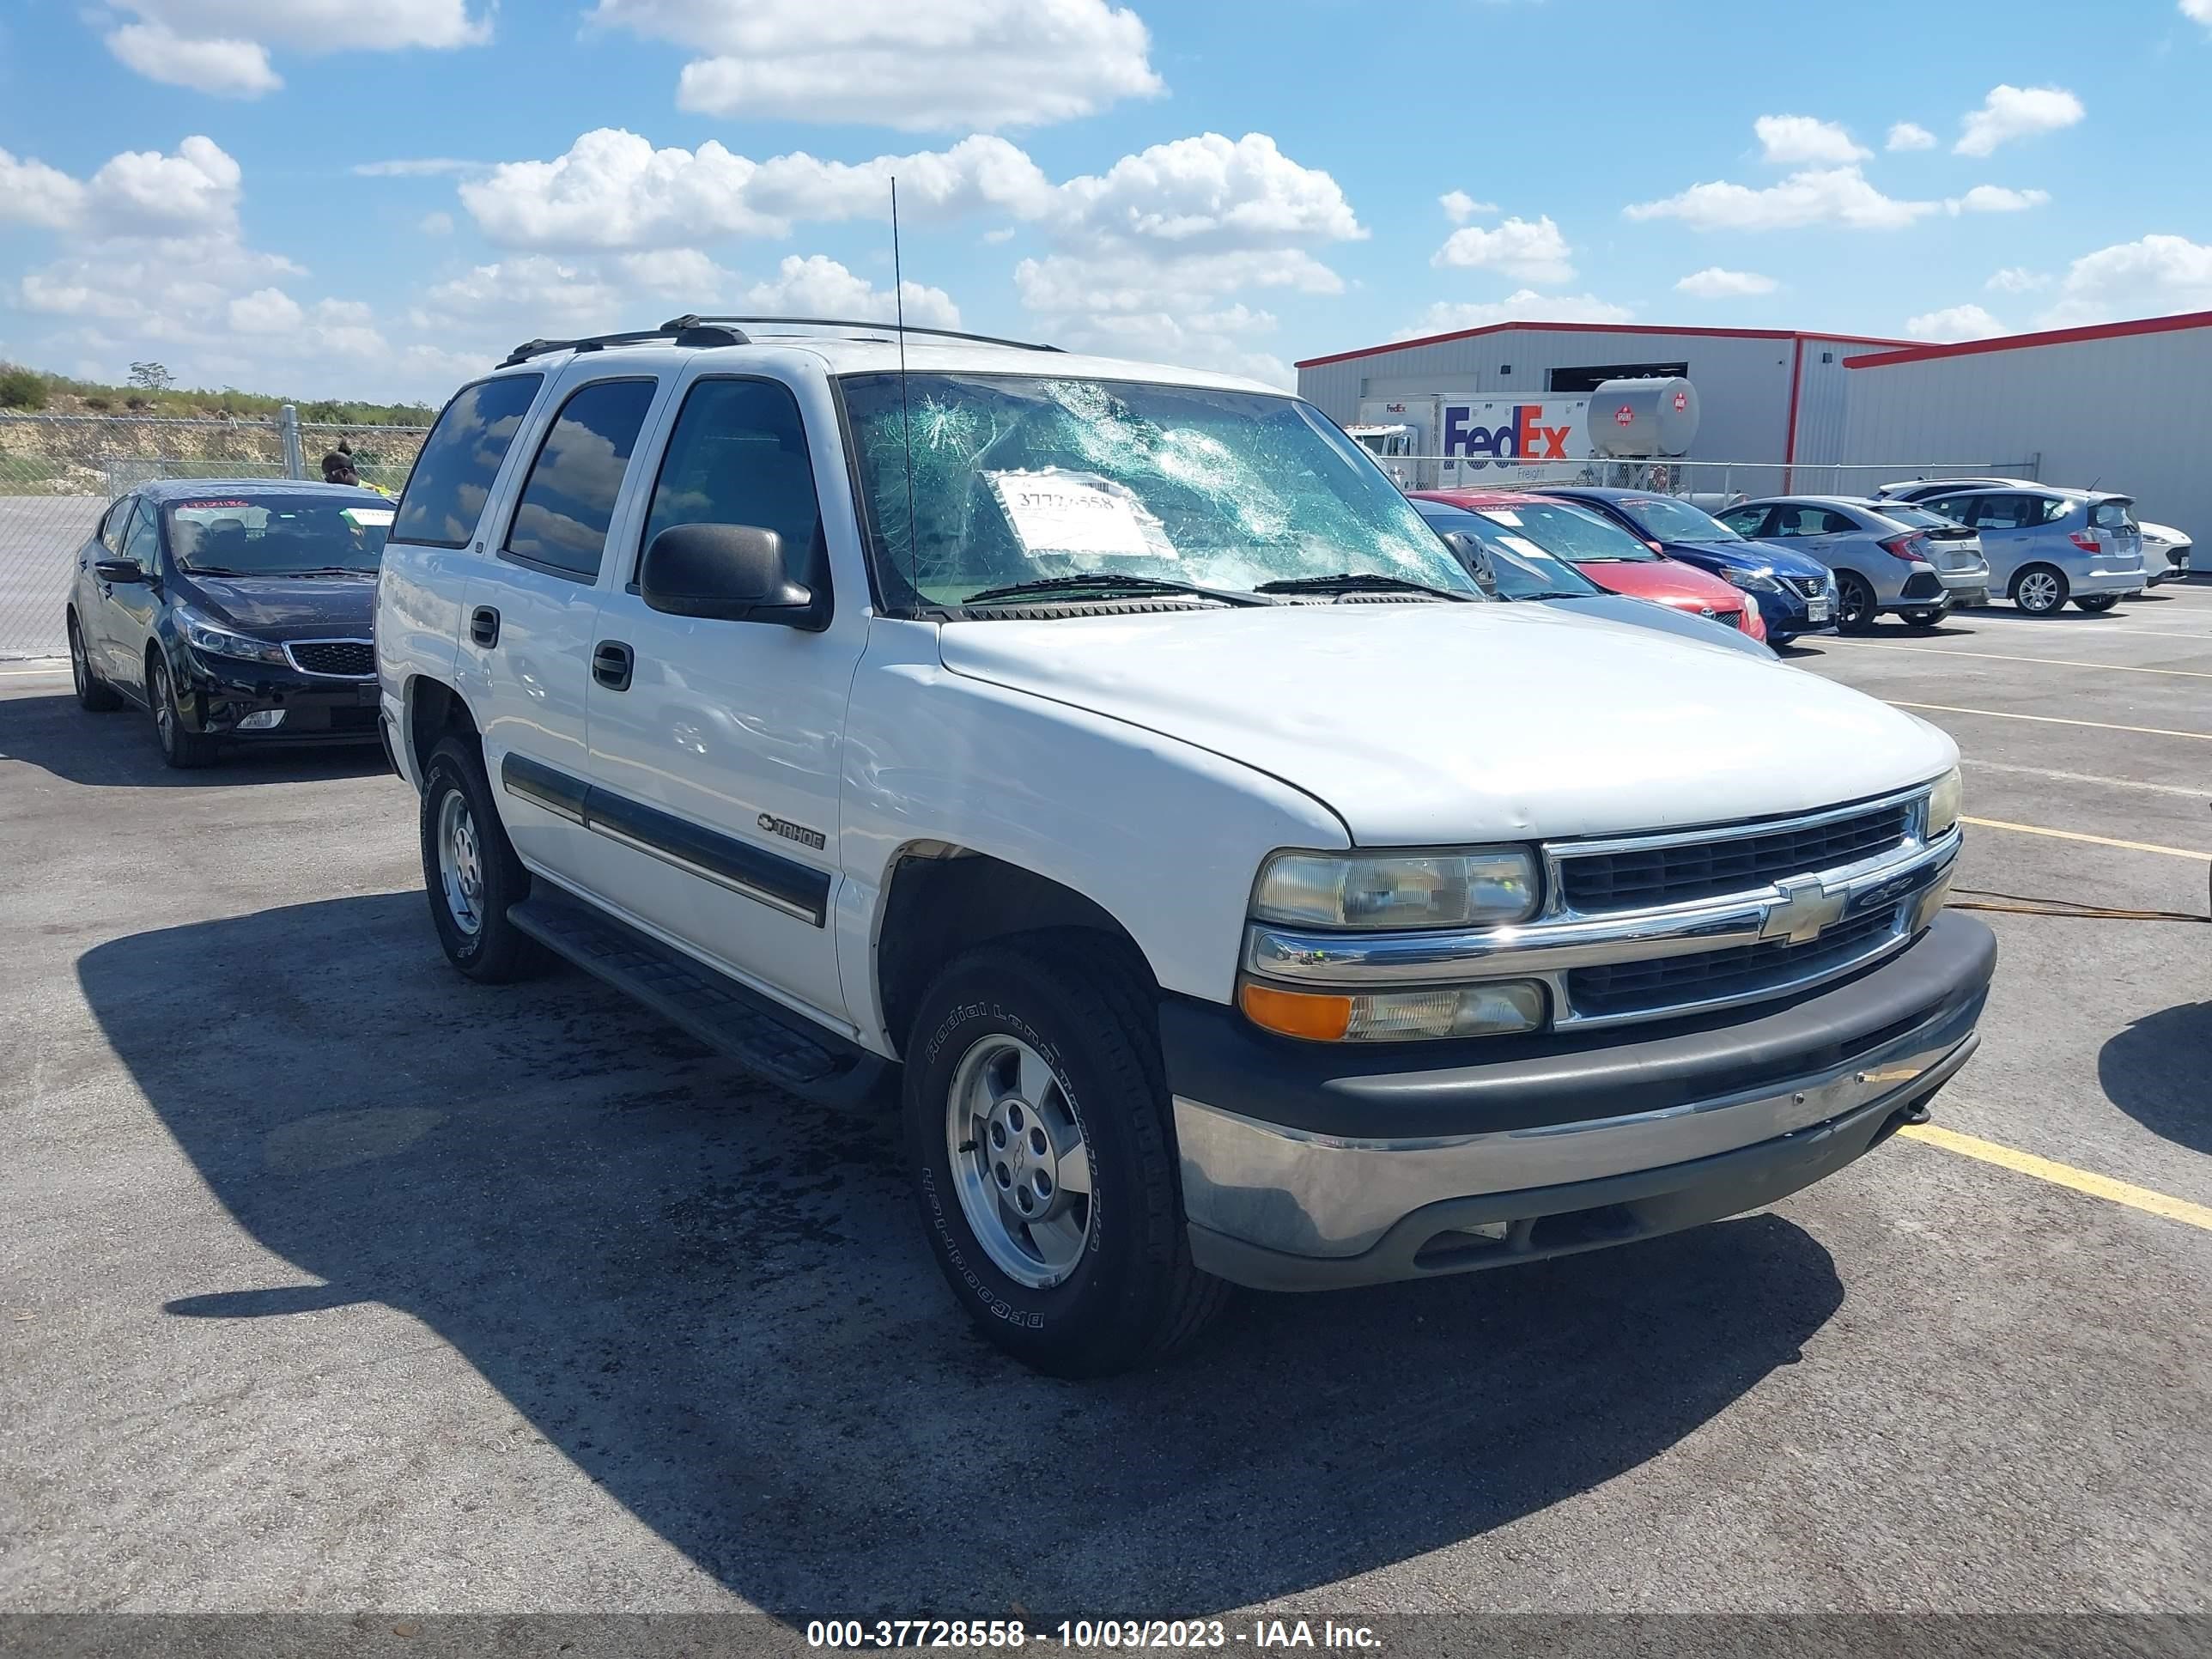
xmin=3 ymin=592 xmax=2209 ymax=1629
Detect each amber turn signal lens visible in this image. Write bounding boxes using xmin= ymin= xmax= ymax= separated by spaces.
xmin=1239 ymin=981 xmax=1352 ymax=1042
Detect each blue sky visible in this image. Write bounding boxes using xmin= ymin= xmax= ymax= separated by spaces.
xmin=3 ymin=0 xmax=2209 ymax=403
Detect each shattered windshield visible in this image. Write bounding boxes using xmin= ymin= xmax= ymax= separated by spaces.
xmin=837 ymin=373 xmax=1475 ymax=611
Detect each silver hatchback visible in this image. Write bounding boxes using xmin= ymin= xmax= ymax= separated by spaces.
xmin=1717 ymin=495 xmax=1990 ymax=633
xmin=1911 ymin=486 xmax=2148 ymax=614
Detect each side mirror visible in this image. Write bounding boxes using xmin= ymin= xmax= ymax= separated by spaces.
xmin=94 ymin=557 xmax=146 ymax=585
xmin=1440 ymin=532 xmax=1498 ymax=598
xmin=639 ymin=523 xmax=825 ymax=630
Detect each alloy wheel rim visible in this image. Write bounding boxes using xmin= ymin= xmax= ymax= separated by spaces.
xmin=70 ymin=626 xmax=87 ymax=696
xmin=152 ymin=664 xmax=173 ymax=744
xmin=2020 ymin=572 xmax=2058 ymax=611
xmin=945 ymin=1033 xmax=1093 ymax=1289
xmin=436 ymin=789 xmax=485 ymax=937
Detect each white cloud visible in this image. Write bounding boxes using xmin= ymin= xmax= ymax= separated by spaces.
xmin=419 ymin=211 xmax=455 ymax=235
xmin=981 ymin=227 xmax=1016 ymax=245
xmin=1626 ymin=167 xmax=1936 ymax=232
xmin=1905 ymin=304 xmax=2008 ymax=342
xmin=1754 ymin=115 xmax=1869 ymax=165
xmin=106 ymin=25 xmax=281 ymax=97
xmin=0 ymin=137 xmax=245 ymax=240
xmin=742 ymin=254 xmax=959 ymax=328
xmin=226 ymin=286 xmax=303 ymax=333
xmin=587 ymin=0 xmax=1161 ymax=131
xmin=1955 ymin=85 xmax=2084 ymax=156
xmin=1674 ymin=266 xmax=1778 ymax=298
xmin=1014 ymin=248 xmax=1343 ymax=317
xmin=418 ymin=257 xmax=623 ymax=327
xmin=2187 ymin=0 xmax=2212 ymax=26
xmin=1053 ymin=131 xmax=1364 ymax=253
xmin=2038 ymin=234 xmax=2212 ymax=327
xmin=1886 ymin=121 xmax=1937 ymax=151
xmin=354 ymin=158 xmax=483 ymax=179
xmin=1396 ymin=292 xmax=1636 ymax=337
xmin=1439 ymin=189 xmax=1495 ymax=224
xmin=1946 ymin=185 xmax=2051 ymax=215
xmin=101 ymin=2 xmax=488 ymax=94
xmin=1987 ymin=266 xmax=2051 ymax=293
xmin=1431 ymin=215 xmax=1575 ymax=283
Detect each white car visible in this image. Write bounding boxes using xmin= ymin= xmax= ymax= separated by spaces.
xmin=2139 ymin=520 xmax=2193 ymax=586
xmin=376 ymin=318 xmax=1995 ymax=1376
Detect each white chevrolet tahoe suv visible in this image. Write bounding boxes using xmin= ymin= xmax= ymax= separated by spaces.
xmin=376 ymin=316 xmax=1995 ymax=1376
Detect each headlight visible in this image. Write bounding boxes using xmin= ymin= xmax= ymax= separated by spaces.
xmin=1253 ymin=848 xmax=1540 ymax=930
xmin=175 ymin=604 xmax=288 ymax=666
xmin=1723 ymin=567 xmax=1782 ymax=592
xmin=1925 ymin=767 xmax=1961 ymax=838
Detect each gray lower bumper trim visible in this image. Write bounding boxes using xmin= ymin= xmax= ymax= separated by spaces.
xmin=1186 ymin=1032 xmax=1972 ymax=1293
xmin=1176 ymin=990 xmax=1980 ymax=1278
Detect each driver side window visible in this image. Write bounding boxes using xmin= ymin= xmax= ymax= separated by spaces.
xmin=639 ymin=378 xmax=823 ymax=588
xmin=124 ymin=501 xmax=161 ymax=573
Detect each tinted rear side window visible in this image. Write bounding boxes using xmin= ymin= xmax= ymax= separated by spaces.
xmin=391 ymin=374 xmax=544 ymax=548
xmin=503 ymin=379 xmax=659 ymax=580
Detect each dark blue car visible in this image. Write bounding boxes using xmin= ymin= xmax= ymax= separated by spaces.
xmin=1543 ymin=487 xmax=1838 ymax=645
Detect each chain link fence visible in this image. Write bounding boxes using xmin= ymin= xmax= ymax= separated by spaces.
xmin=1367 ymin=453 xmax=2039 ymax=502
xmin=0 ymin=409 xmax=428 ymax=659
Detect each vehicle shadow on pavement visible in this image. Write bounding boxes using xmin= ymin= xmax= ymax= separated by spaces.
xmin=80 ymin=893 xmax=1844 ymax=1622
xmin=0 ymin=690 xmax=388 ymax=788
xmin=2098 ymin=1002 xmax=2212 ymax=1157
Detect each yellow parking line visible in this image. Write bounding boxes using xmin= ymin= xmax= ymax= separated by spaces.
xmin=1961 ymin=814 xmax=2212 ymax=861
xmin=1889 ymin=701 xmax=2212 ymax=742
xmin=1825 ymin=641 xmax=2212 ymax=679
xmin=1901 ymin=1123 xmax=2212 ymax=1235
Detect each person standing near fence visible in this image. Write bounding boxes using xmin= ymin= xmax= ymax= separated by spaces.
xmin=320 ymin=441 xmax=391 ymax=495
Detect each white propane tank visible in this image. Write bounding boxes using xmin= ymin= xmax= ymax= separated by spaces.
xmin=1587 ymin=377 xmax=1699 ymax=458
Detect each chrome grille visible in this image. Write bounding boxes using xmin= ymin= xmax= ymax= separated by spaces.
xmin=285 ymin=639 xmax=375 ymax=678
xmin=1784 ymin=575 xmax=1826 ymax=598
xmin=1567 ymin=908 xmax=1899 ymax=1020
xmin=1712 ymin=608 xmax=1743 ymax=630
xmin=1557 ymin=802 xmax=1913 ymax=914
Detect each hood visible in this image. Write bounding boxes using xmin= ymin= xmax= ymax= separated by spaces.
xmin=1549 ymin=592 xmax=1776 ymax=659
xmin=1572 ymin=556 xmax=1741 ymax=613
xmin=1664 ymin=538 xmax=1828 ymax=580
xmin=937 ymin=603 xmax=1953 ymax=845
xmin=2138 ymin=521 xmax=2187 ymax=544
xmin=176 ymin=571 xmax=376 ymax=635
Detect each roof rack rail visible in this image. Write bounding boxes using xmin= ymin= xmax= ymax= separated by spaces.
xmin=661 ymin=315 xmax=1062 ymax=353
xmin=499 ymin=319 xmax=750 ymax=368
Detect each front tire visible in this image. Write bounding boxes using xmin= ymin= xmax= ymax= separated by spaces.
xmin=147 ymin=653 xmax=218 ymax=768
xmin=2074 ymin=594 xmax=2120 ymax=613
xmin=1835 ymin=571 xmax=1879 ymax=634
xmin=904 ymin=943 xmax=1230 ymax=1376
xmin=69 ymin=615 xmax=121 ymax=711
xmin=418 ymin=734 xmax=538 ymax=982
xmin=1901 ymin=609 xmax=1944 ymax=630
xmin=2014 ymin=564 xmax=2069 ymax=615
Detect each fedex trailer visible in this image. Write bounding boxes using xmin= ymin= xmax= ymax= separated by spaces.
xmin=1355 ymin=396 xmax=1592 ymax=487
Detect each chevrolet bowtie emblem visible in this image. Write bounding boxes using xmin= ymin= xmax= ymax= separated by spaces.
xmin=1759 ymin=876 xmax=1847 ymax=945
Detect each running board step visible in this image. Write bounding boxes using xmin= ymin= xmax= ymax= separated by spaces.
xmin=507 ymin=890 xmax=888 ymax=1106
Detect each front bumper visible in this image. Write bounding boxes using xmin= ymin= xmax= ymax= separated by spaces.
xmin=1168 ymin=913 xmax=1996 ymax=1290
xmin=173 ymin=647 xmax=382 ymax=744
xmin=1748 ymin=586 xmax=1832 ymax=639
xmin=2146 ymin=547 xmax=2191 ymax=585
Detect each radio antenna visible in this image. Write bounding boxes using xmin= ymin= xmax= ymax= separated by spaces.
xmin=891 ymin=175 xmax=919 ymax=600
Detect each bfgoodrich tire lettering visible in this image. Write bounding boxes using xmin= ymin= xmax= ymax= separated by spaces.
xmin=418 ymin=734 xmax=539 ymax=982
xmin=904 ymin=944 xmax=1230 ymax=1377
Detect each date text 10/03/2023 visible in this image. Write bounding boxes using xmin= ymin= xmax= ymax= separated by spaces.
xmin=805 ymin=1619 xmax=1383 ymax=1650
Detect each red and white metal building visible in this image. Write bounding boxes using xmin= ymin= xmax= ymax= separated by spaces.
xmin=1838 ymin=311 xmax=2212 ymax=536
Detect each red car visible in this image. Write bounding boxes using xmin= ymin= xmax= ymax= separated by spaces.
xmin=1411 ymin=489 xmax=1769 ymax=643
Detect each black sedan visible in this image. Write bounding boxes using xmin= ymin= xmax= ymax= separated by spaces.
xmin=64 ymin=478 xmax=392 ymax=768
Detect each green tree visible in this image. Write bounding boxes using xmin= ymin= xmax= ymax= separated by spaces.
xmin=128 ymin=362 xmax=174 ymax=392
xmin=0 ymin=364 xmax=48 ymax=410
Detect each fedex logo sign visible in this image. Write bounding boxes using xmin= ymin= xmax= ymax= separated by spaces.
xmin=1442 ymin=403 xmax=1576 ymax=467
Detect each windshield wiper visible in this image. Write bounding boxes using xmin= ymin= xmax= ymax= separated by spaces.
xmin=277 ymin=566 xmax=377 ymax=577
xmin=179 ymin=565 xmax=252 ymax=577
xmin=1514 ymin=589 xmax=1594 ymax=602
xmin=1253 ymin=572 xmax=1474 ymax=602
xmin=962 ymin=572 xmax=1272 ymax=608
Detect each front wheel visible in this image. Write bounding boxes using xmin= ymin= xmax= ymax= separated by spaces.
xmin=2074 ymin=594 xmax=2120 ymax=613
xmin=69 ymin=616 xmax=121 ymax=711
xmin=418 ymin=735 xmax=539 ymax=981
xmin=2014 ymin=564 xmax=2069 ymax=615
xmin=148 ymin=653 xmax=218 ymax=768
xmin=1834 ymin=571 xmax=1879 ymax=634
xmin=905 ymin=943 xmax=1230 ymax=1376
